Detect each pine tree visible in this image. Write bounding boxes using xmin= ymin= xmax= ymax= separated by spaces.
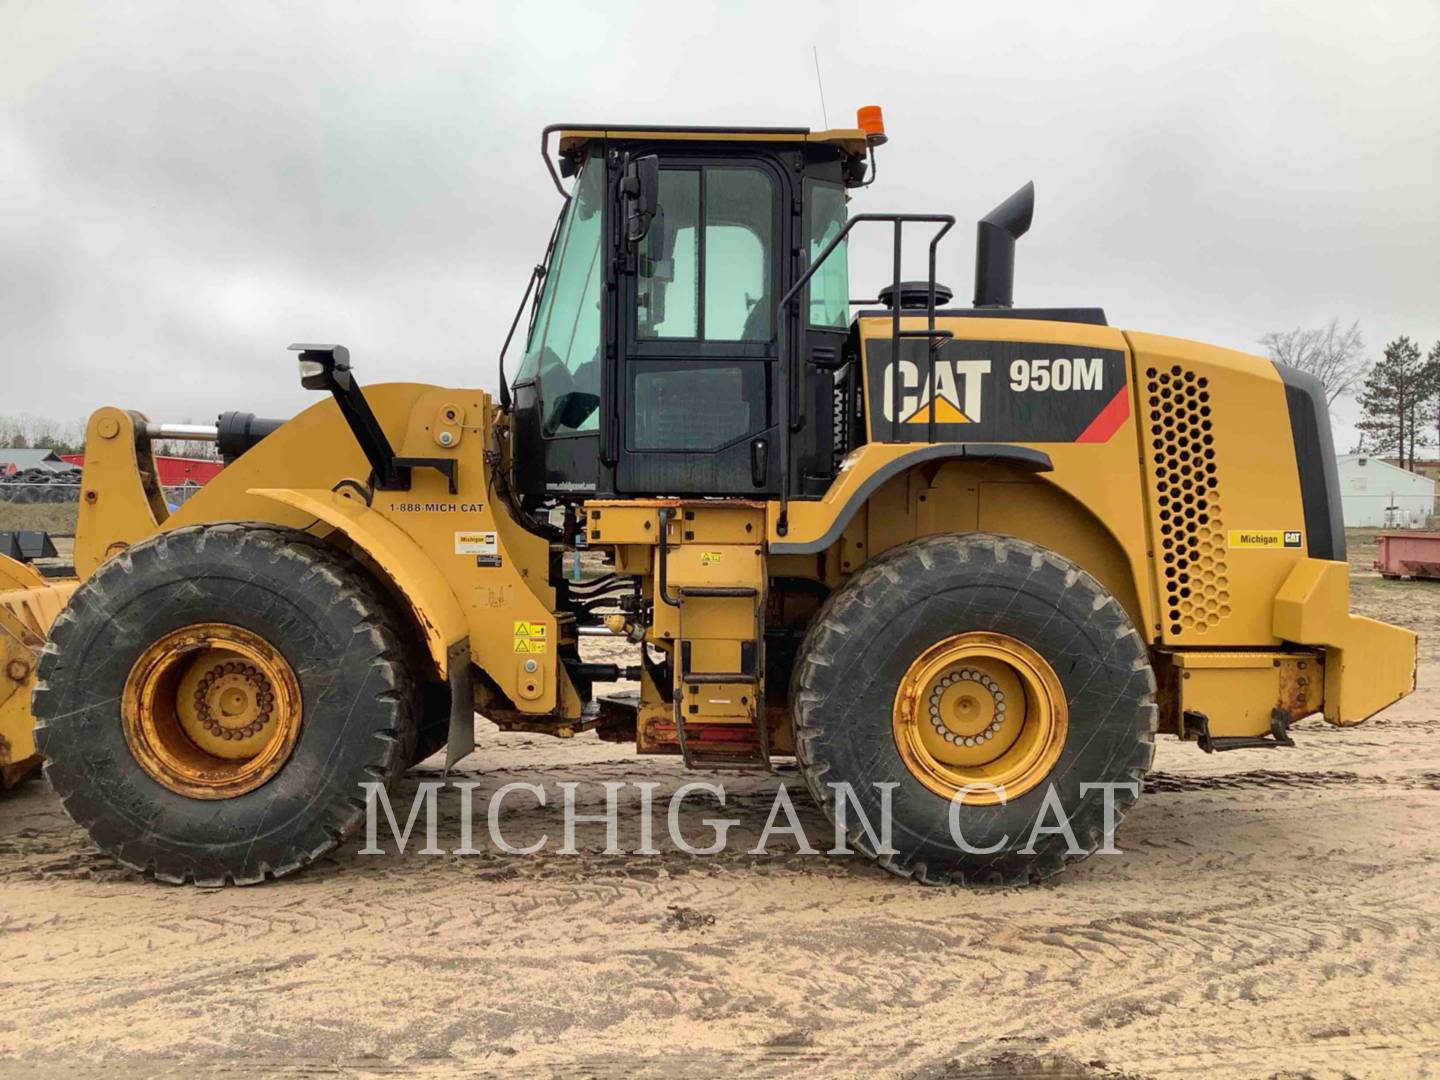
xmin=1432 ymin=341 xmax=1440 ymax=464
xmin=1356 ymin=337 xmax=1440 ymax=470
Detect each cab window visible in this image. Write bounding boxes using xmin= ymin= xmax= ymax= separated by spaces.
xmin=637 ymin=166 xmax=775 ymax=342
xmin=805 ymin=180 xmax=849 ymax=329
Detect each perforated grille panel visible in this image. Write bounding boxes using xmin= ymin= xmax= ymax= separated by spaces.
xmin=1145 ymin=364 xmax=1230 ymax=637
xmin=833 ymin=380 xmax=850 ymax=469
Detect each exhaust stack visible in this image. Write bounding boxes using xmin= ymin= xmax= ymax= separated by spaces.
xmin=972 ymin=181 xmax=1035 ymax=309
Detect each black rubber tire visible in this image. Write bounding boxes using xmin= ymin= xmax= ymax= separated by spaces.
xmin=793 ymin=533 xmax=1156 ymax=886
xmin=33 ymin=523 xmax=418 ymax=886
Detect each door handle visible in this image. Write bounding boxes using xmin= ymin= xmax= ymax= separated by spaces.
xmin=750 ymin=438 xmax=769 ymax=487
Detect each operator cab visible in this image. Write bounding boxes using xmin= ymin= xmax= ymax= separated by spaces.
xmin=509 ymin=121 xmax=875 ymax=507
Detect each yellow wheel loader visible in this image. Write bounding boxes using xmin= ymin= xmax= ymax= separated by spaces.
xmin=1 ymin=108 xmax=1416 ymax=885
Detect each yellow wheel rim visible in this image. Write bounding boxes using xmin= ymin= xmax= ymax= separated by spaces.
xmin=122 ymin=623 xmax=302 ymax=799
xmin=892 ymin=631 xmax=1067 ymax=805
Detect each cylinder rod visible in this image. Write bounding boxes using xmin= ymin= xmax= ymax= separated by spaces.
xmin=144 ymin=423 xmax=220 ymax=442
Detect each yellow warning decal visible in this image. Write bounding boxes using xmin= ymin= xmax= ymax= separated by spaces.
xmin=1228 ymin=530 xmax=1303 ymax=550
xmin=512 ymin=620 xmax=548 ymax=654
xmin=700 ymin=551 xmax=723 ymax=566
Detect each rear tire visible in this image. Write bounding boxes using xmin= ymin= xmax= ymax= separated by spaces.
xmin=33 ymin=524 xmax=417 ymax=885
xmin=793 ymin=533 xmax=1156 ymax=885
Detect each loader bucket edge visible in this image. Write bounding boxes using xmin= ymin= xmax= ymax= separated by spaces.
xmin=1 ymin=554 xmax=78 ymax=789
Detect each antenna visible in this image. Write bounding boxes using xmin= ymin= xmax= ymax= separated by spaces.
xmin=812 ymin=45 xmax=829 ymax=129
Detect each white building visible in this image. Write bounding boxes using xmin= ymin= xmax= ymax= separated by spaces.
xmin=1336 ymin=454 xmax=1436 ymax=528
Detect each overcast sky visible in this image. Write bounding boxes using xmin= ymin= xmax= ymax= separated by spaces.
xmin=3 ymin=1 xmax=1437 ymax=449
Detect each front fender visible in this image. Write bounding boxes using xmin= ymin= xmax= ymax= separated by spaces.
xmin=247 ymin=487 xmax=468 ymax=677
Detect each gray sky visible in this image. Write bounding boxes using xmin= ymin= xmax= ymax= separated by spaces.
xmin=3 ymin=0 xmax=1437 ymax=450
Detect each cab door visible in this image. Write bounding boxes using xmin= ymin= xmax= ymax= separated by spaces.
xmin=613 ymin=156 xmax=788 ymax=496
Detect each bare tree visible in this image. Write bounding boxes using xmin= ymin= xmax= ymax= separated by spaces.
xmin=152 ymin=427 xmax=221 ymax=461
xmin=0 ymin=414 xmax=87 ymax=454
xmin=1 ymin=413 xmax=222 ymax=460
xmin=1259 ymin=319 xmax=1369 ymax=406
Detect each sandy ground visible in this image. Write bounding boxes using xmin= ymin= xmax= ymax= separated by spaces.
xmin=1 ymin=532 xmax=1437 ymax=1078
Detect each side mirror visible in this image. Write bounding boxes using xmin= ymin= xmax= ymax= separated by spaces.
xmin=621 ymin=155 xmax=659 ymax=243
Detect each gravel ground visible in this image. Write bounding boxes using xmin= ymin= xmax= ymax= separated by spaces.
xmin=0 ymin=532 xmax=1436 ymax=1078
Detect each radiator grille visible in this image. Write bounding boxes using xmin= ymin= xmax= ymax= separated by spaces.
xmin=832 ymin=362 xmax=862 ymax=471
xmin=1146 ymin=364 xmax=1230 ymax=637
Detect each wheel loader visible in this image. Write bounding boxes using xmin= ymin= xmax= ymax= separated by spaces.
xmin=0 ymin=107 xmax=1417 ymax=885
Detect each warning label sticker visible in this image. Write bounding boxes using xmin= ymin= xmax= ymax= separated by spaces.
xmin=1228 ymin=530 xmax=1303 ymax=550
xmin=513 ymin=620 xmax=548 ymax=654
xmin=456 ymin=530 xmax=501 ymax=567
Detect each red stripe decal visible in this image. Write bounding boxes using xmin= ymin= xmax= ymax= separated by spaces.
xmin=1075 ymin=386 xmax=1131 ymax=444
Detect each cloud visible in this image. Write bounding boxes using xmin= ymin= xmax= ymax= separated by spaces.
xmin=1 ymin=0 xmax=1437 ymax=453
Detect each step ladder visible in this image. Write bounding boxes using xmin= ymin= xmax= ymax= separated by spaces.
xmin=673 ymin=586 xmax=770 ymax=770
xmin=655 ymin=509 xmax=771 ymax=771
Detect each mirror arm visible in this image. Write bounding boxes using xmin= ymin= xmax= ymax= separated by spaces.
xmin=290 ymin=344 xmax=405 ymax=489
xmin=496 ymin=263 xmax=546 ymax=412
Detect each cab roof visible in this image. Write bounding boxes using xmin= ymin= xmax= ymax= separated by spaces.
xmin=542 ymin=122 xmax=871 ymax=196
xmin=554 ymin=124 xmax=869 ymax=156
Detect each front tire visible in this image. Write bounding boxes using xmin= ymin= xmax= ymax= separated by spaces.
xmin=33 ymin=524 xmax=417 ymax=885
xmin=793 ymin=533 xmax=1156 ymax=885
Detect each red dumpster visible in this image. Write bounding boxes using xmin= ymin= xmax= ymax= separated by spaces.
xmin=1374 ymin=531 xmax=1440 ymax=581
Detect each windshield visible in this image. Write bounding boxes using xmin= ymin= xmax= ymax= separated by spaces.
xmin=517 ymin=158 xmax=603 ymax=435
